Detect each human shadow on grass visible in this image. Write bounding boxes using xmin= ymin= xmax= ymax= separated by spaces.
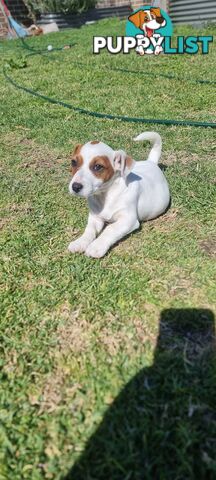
xmin=64 ymin=308 xmax=216 ymax=480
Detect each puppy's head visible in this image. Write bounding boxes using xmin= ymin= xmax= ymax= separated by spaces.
xmin=128 ymin=8 xmax=166 ymax=35
xmin=69 ymin=141 xmax=134 ymax=198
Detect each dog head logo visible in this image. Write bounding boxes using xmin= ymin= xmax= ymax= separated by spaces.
xmin=126 ymin=5 xmax=172 ymax=55
xmin=128 ymin=8 xmax=166 ymax=37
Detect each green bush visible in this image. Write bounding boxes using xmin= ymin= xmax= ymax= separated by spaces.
xmin=25 ymin=0 xmax=97 ymax=15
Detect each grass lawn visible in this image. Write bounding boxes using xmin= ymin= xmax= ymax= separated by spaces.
xmin=0 ymin=17 xmax=216 ymax=480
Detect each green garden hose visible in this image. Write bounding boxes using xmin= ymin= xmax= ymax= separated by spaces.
xmin=4 ymin=67 xmax=215 ymax=129
xmin=3 ymin=37 xmax=216 ymax=129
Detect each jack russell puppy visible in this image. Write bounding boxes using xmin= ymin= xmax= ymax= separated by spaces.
xmin=68 ymin=132 xmax=170 ymax=258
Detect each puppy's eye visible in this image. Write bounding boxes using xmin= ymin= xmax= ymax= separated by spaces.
xmin=93 ymin=164 xmax=104 ymax=172
xmin=71 ymin=159 xmax=77 ymax=167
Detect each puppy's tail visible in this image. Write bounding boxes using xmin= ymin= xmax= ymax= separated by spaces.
xmin=133 ymin=131 xmax=162 ymax=164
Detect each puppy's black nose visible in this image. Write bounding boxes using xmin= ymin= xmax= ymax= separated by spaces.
xmin=72 ymin=182 xmax=83 ymax=193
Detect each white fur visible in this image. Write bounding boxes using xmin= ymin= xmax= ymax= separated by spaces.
xmin=68 ymin=132 xmax=170 ymax=258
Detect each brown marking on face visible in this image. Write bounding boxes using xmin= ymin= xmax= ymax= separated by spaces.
xmin=70 ymin=155 xmax=83 ymax=177
xmin=73 ymin=144 xmax=83 ymax=155
xmin=150 ymin=7 xmax=164 ymax=24
xmin=125 ymin=156 xmax=134 ymax=169
xmin=89 ymin=155 xmax=114 ymax=182
xmin=90 ymin=141 xmax=100 ymax=145
xmin=128 ymin=10 xmax=145 ymax=30
xmin=70 ymin=144 xmax=83 ymax=175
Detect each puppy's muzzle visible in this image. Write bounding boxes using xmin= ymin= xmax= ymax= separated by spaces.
xmin=72 ymin=182 xmax=83 ymax=193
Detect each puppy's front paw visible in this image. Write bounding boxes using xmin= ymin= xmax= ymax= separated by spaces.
xmin=68 ymin=238 xmax=89 ymax=254
xmin=85 ymin=241 xmax=107 ymax=259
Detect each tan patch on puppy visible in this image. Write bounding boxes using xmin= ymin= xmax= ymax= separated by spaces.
xmin=70 ymin=145 xmax=84 ymax=176
xmin=90 ymin=155 xmax=114 ymax=182
xmin=90 ymin=141 xmax=100 ymax=145
xmin=125 ymin=156 xmax=133 ymax=169
xmin=70 ymin=154 xmax=84 ymax=176
xmin=73 ymin=144 xmax=83 ymax=155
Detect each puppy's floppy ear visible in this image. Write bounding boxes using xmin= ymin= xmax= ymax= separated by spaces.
xmin=150 ymin=7 xmax=165 ymax=24
xmin=113 ymin=150 xmax=135 ymax=178
xmin=128 ymin=10 xmax=145 ymax=30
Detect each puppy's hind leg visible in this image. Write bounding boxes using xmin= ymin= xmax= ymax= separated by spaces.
xmin=68 ymin=214 xmax=104 ymax=254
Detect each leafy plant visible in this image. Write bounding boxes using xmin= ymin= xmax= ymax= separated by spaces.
xmin=24 ymin=0 xmax=97 ymax=15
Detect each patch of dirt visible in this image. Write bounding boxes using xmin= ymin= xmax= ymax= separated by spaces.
xmin=33 ymin=367 xmax=64 ymax=413
xmin=169 ymin=278 xmax=193 ymax=297
xmin=34 ymin=303 xmax=160 ymax=412
xmin=97 ymin=310 xmax=158 ymax=357
xmin=115 ymin=209 xmax=181 ymax=255
xmin=8 ymin=202 xmax=33 ymax=214
xmin=164 ymin=151 xmax=211 ymax=166
xmin=1 ymin=203 xmax=33 ymax=231
xmin=23 ymin=275 xmax=53 ymax=291
xmin=36 ymin=307 xmax=90 ymax=412
xmin=37 ymin=368 xmax=90 ymax=413
xmin=1 ymin=132 xmax=67 ymax=170
xmin=56 ymin=304 xmax=92 ymax=354
xmin=199 ymin=238 xmax=216 ymax=258
xmin=28 ymin=304 xmax=93 ymax=413
xmin=148 ymin=208 xmax=180 ymax=232
xmin=29 ymin=367 xmax=82 ymax=414
xmin=19 ymin=139 xmax=66 ymax=170
xmin=97 ymin=327 xmax=129 ymax=356
xmin=0 ymin=218 xmax=9 ymax=231
xmin=3 ymin=350 xmax=19 ymax=376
